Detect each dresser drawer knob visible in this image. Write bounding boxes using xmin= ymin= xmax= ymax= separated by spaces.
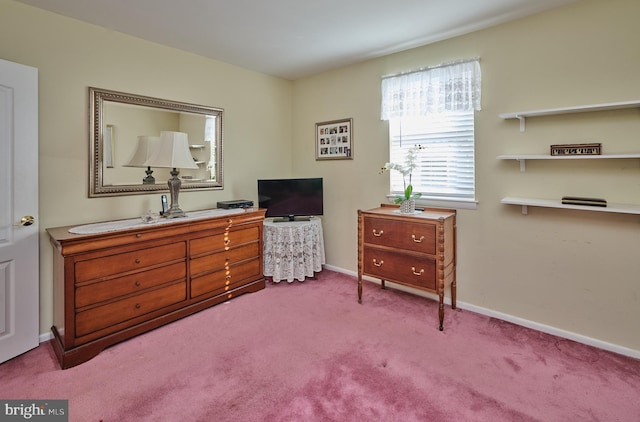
xmin=372 ymin=229 xmax=383 ymax=237
xmin=135 ymin=281 xmax=141 ymax=287
xmin=135 ymin=303 xmax=141 ymax=309
xmin=372 ymin=259 xmax=384 ymax=267
xmin=224 ymin=239 xmax=231 ymax=245
xmin=135 ymin=259 xmax=141 ymax=264
xmin=412 ymin=235 xmax=425 ymax=243
xmin=136 ymin=234 xmax=142 ymax=238
xmin=411 ymin=267 xmax=425 ymax=276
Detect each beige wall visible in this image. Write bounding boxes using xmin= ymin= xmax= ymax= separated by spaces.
xmin=0 ymin=0 xmax=293 ymax=336
xmin=2 ymin=0 xmax=640 ymax=355
xmin=292 ymin=0 xmax=640 ymax=353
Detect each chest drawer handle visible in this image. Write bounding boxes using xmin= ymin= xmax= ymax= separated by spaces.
xmin=135 ymin=303 xmax=141 ymax=309
xmin=411 ymin=267 xmax=425 ymax=276
xmin=224 ymin=239 xmax=231 ymax=246
xmin=136 ymin=234 xmax=142 ymax=238
xmin=135 ymin=259 xmax=141 ymax=264
xmin=412 ymin=235 xmax=425 ymax=243
xmin=372 ymin=229 xmax=383 ymax=237
xmin=135 ymin=281 xmax=141 ymax=287
xmin=372 ymin=259 xmax=384 ymax=267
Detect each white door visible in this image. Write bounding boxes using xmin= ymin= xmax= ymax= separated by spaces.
xmin=0 ymin=58 xmax=39 ymax=364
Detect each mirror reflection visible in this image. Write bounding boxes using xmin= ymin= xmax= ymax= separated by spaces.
xmin=90 ymin=88 xmax=224 ymax=197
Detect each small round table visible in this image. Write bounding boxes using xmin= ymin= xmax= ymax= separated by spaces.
xmin=263 ymin=217 xmax=325 ymax=283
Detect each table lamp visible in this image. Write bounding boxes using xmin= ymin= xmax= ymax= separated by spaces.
xmin=124 ymin=135 xmax=160 ymax=184
xmin=144 ymin=131 xmax=198 ymax=218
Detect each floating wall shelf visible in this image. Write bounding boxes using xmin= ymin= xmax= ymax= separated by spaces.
xmin=501 ymin=197 xmax=640 ymax=216
xmin=499 ymin=100 xmax=640 ymax=132
xmin=497 ymin=153 xmax=640 ymax=171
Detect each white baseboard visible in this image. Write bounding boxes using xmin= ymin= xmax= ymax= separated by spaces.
xmin=323 ymin=264 xmax=640 ymax=360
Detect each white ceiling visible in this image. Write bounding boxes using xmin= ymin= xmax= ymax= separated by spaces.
xmin=17 ymin=0 xmax=580 ymax=80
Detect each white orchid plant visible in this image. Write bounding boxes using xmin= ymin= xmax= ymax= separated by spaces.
xmin=380 ymin=144 xmax=423 ymax=204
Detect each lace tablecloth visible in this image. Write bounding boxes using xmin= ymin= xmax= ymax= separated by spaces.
xmin=263 ymin=217 xmax=325 ymax=283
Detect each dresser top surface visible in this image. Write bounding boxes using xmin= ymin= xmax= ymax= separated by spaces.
xmin=361 ymin=205 xmax=456 ymax=221
xmin=47 ymin=208 xmax=266 ymax=242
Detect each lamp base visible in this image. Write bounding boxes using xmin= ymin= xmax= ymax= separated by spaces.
xmin=162 ymin=168 xmax=186 ymax=218
xmin=142 ymin=166 xmax=155 ymax=184
xmin=163 ymin=206 xmax=186 ymax=219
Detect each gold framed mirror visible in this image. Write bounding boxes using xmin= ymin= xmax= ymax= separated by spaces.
xmin=89 ymin=87 xmax=224 ymax=197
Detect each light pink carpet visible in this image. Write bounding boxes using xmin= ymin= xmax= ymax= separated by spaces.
xmin=1 ymin=270 xmax=639 ymax=421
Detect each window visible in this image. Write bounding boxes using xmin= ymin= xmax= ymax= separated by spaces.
xmin=204 ymin=115 xmax=217 ymax=180
xmin=381 ymin=59 xmax=481 ymax=206
xmin=389 ymin=112 xmax=475 ymax=202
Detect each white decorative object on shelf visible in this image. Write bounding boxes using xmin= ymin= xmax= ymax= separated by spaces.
xmin=497 ymin=153 xmax=640 ymax=171
xmin=501 ymin=197 xmax=640 ymax=216
xmin=499 ymin=100 xmax=640 ymax=132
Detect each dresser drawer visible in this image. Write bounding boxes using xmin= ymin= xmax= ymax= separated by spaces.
xmin=363 ymin=246 xmax=436 ymax=290
xmin=75 ymin=281 xmax=187 ymax=337
xmin=191 ymin=258 xmax=261 ymax=298
xmin=190 ymin=242 xmax=259 ymax=277
xmin=363 ymin=217 xmax=436 ymax=254
xmin=75 ymin=262 xmax=186 ymax=308
xmin=190 ymin=226 xmax=260 ymax=257
xmin=74 ymin=242 xmax=186 ymax=282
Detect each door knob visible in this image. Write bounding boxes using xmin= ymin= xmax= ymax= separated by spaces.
xmin=20 ymin=215 xmax=35 ymax=226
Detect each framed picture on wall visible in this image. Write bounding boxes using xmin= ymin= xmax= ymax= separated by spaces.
xmin=315 ymin=118 xmax=353 ymax=160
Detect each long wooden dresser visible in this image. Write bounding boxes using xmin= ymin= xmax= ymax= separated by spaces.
xmin=46 ymin=208 xmax=265 ymax=369
xmin=357 ymin=204 xmax=456 ymax=330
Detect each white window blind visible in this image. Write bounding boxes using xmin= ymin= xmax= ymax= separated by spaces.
xmin=389 ymin=113 xmax=475 ymax=200
xmin=382 ymin=58 xmax=480 ymax=202
xmin=204 ymin=115 xmax=217 ymax=180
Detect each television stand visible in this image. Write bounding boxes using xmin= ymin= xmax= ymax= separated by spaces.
xmin=263 ymin=217 xmax=325 ymax=282
xmin=273 ymin=215 xmax=311 ymax=222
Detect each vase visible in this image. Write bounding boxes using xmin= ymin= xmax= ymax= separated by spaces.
xmin=400 ymin=199 xmax=416 ymax=213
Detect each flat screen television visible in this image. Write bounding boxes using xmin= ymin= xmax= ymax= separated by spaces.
xmin=258 ymin=177 xmax=323 ymax=221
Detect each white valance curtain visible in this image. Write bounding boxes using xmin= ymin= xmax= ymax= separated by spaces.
xmin=381 ymin=58 xmax=481 ymax=120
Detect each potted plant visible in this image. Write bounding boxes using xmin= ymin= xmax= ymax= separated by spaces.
xmin=380 ymin=144 xmax=422 ymax=213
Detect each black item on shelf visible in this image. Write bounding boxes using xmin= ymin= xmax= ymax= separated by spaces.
xmin=561 ymin=196 xmax=607 ymax=207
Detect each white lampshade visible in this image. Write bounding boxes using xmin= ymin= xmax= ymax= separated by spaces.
xmin=144 ymin=131 xmax=198 ymax=169
xmin=124 ymin=136 xmax=159 ymax=167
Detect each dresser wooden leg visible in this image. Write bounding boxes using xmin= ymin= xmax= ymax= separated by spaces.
xmin=357 ymin=276 xmax=363 ymax=304
xmin=380 ymin=279 xmax=386 ymax=290
xmin=438 ymin=294 xmax=445 ymax=331
xmin=451 ymin=277 xmax=457 ymax=310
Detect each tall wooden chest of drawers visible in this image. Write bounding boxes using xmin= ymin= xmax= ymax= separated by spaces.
xmin=46 ymin=209 xmax=265 ymax=368
xmin=357 ymin=204 xmax=456 ymax=330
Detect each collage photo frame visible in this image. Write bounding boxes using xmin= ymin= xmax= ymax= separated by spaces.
xmin=315 ymin=118 xmax=353 ymax=160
